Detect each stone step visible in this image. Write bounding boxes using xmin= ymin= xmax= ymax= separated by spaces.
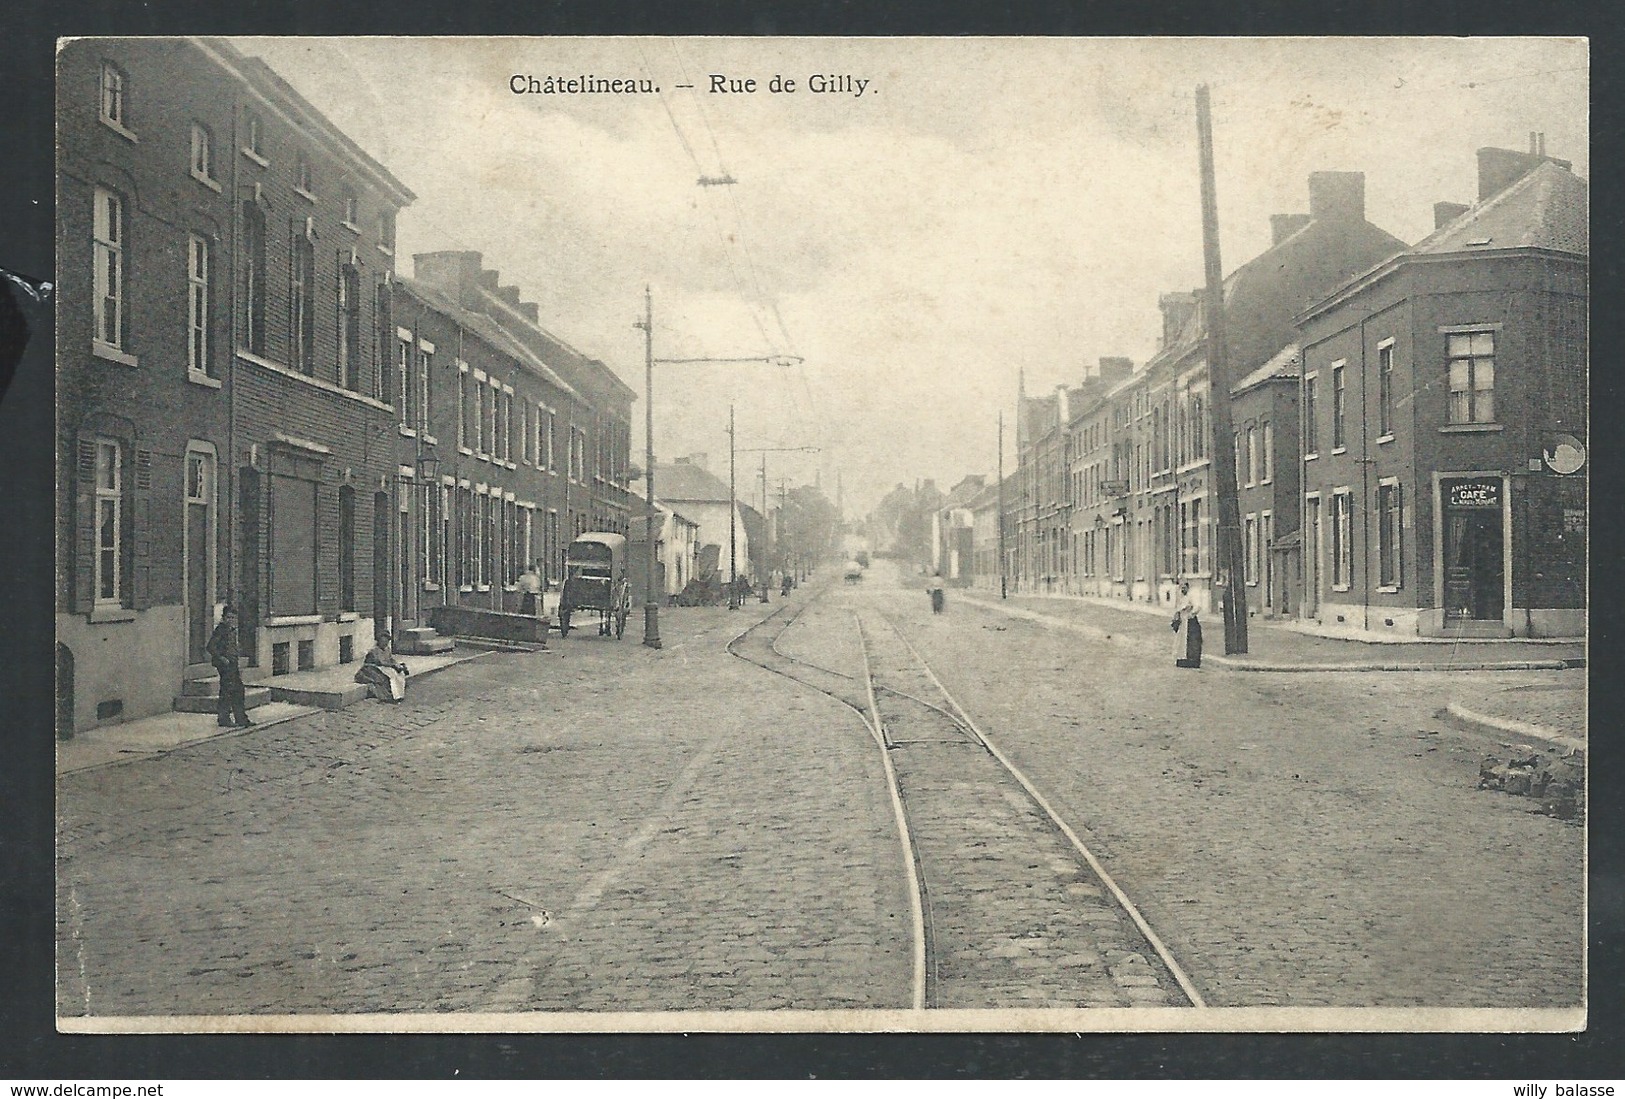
xmin=173 ymin=686 xmax=274 ymax=713
xmin=266 ymin=682 xmax=370 ymax=710
xmin=396 ymin=627 xmax=455 ymax=655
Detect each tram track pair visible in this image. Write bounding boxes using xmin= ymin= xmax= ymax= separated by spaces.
xmin=730 ymin=588 xmax=1205 ymax=1011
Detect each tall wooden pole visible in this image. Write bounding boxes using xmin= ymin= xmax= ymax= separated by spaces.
xmin=998 ymin=408 xmax=1008 ymax=599
xmin=1196 ymin=84 xmax=1248 ymax=654
xmin=641 ymin=286 xmax=661 ymax=647
xmin=728 ymin=403 xmax=739 ymax=609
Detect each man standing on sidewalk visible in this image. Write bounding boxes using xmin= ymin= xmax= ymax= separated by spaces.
xmin=206 ymin=606 xmax=254 ymax=728
xmin=518 ymin=562 xmax=544 ymax=617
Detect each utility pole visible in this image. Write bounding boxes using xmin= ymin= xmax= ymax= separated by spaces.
xmin=639 ymin=286 xmax=660 ymax=648
xmin=728 ymin=403 xmax=739 ymax=609
xmin=998 ymin=408 xmax=1008 ymax=599
xmin=738 ymin=444 xmax=820 ymax=600
xmin=1196 ymin=84 xmax=1248 ymax=654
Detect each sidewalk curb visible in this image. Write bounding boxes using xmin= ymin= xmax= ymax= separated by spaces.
xmin=961 ymin=592 xmax=1579 ymax=673
xmin=1444 ymin=701 xmax=1586 ymax=755
xmin=1211 ymin=657 xmax=1576 ymax=673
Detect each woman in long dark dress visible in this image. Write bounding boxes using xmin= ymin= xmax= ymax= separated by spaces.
xmin=1173 ymin=582 xmax=1203 ymax=668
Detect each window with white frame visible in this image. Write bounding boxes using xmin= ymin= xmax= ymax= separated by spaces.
xmin=243 ymin=111 xmax=264 ymax=160
xmin=501 ymin=390 xmax=512 ymax=462
xmin=1377 ymin=341 xmax=1395 ymax=437
xmin=1261 ymin=421 xmax=1273 ymax=483
xmin=458 ymin=367 xmax=470 ymax=450
xmin=94 ymin=438 xmax=122 ymax=605
xmin=484 ymin=379 xmax=497 ymax=457
xmin=190 ymin=123 xmax=215 ymax=184
xmin=1303 ymin=373 xmax=1319 ymax=455
xmin=343 ymin=191 xmax=359 ymax=227
xmin=378 ymin=210 xmax=395 ymax=253
xmin=418 ymin=345 xmax=432 ymax=434
xmin=93 ymin=188 xmax=124 ymax=350
xmin=187 ymin=234 xmax=210 ymax=377
xmin=396 ymin=336 xmax=412 ymax=425
xmin=338 ymin=264 xmax=360 ymax=390
xmin=291 ymin=235 xmax=315 ymax=374
xmin=1377 ymin=479 xmax=1403 ymax=588
xmin=1447 ymin=330 xmax=1496 ymax=424
xmin=1245 ymin=514 xmax=1259 ymax=586
xmin=1261 ymin=511 xmax=1274 ymax=604
xmin=1246 ymin=426 xmax=1258 ymax=486
xmin=1331 ymin=363 xmax=1347 ymax=449
xmin=544 ymin=410 xmax=555 ymax=471
xmin=99 ymin=62 xmax=127 ymax=130
xmin=1331 ymin=490 xmax=1353 ymax=589
xmin=521 ymin=402 xmax=531 ymax=464
xmin=242 ymin=202 xmax=266 ymax=355
xmin=295 ymin=152 xmax=314 ymax=197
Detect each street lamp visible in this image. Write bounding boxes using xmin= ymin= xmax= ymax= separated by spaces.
xmin=634 ymin=286 xmax=804 ymax=646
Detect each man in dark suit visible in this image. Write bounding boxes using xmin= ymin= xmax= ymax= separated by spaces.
xmin=205 ymin=606 xmax=254 ymax=728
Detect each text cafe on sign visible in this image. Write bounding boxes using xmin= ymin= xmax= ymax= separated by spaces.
xmin=1446 ymin=479 xmax=1502 ymax=509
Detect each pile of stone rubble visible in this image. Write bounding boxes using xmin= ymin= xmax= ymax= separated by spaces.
xmin=1478 ymin=745 xmax=1585 ymax=820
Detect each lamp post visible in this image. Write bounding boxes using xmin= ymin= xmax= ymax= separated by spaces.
xmin=635 ymin=287 xmax=803 ymax=644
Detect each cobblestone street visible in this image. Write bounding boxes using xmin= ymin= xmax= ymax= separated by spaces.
xmin=57 ymin=600 xmax=912 ymax=1017
xmin=57 ymin=569 xmax=1584 ymax=1022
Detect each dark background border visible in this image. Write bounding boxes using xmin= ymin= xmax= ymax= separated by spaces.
xmin=3 ymin=0 xmax=1619 ymax=1080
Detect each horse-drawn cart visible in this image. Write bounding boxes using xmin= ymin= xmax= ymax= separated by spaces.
xmin=558 ymin=532 xmax=631 ymax=639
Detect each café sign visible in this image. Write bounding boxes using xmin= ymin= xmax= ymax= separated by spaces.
xmin=1446 ymin=479 xmax=1501 ymax=509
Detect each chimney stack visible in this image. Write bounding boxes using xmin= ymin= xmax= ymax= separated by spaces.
xmin=412 ymin=251 xmax=484 ymax=306
xmin=1477 ymin=145 xmax=1571 ymax=201
xmin=1308 ymin=171 xmax=1366 ymax=223
xmin=1098 ymin=356 xmax=1134 ymax=384
xmin=1433 ymin=201 xmax=1471 ymax=230
xmin=517 ymin=301 xmax=539 ymax=324
xmin=1270 ymin=213 xmax=1312 ymax=246
xmin=1158 ymin=292 xmax=1198 ymax=349
xmin=496 ymin=284 xmax=522 ymax=307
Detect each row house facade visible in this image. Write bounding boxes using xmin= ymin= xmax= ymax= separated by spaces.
xmin=1231 ymin=343 xmax=1302 ymax=619
xmin=58 ymin=37 xmax=415 ymax=731
xmin=387 ymin=251 xmax=635 ymax=635
xmin=1295 ymin=147 xmax=1586 ymax=638
xmin=1008 ymin=172 xmax=1405 ymax=616
xmin=932 ymin=474 xmax=985 ymax=584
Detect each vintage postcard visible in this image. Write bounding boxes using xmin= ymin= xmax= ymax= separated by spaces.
xmin=54 ymin=36 xmax=1587 ymax=1033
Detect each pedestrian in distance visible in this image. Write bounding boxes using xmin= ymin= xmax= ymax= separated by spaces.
xmin=1172 ymin=581 xmax=1203 ymax=669
xmin=518 ymin=561 xmax=544 ymax=617
xmin=355 ymin=630 xmax=410 ymax=702
xmin=205 ymin=605 xmax=255 ymax=728
xmin=927 ymin=572 xmax=946 ymax=614
xmin=780 ymin=572 xmax=793 ymax=597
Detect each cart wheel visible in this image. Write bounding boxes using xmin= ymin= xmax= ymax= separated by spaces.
xmin=558 ymin=610 xmax=572 ymax=638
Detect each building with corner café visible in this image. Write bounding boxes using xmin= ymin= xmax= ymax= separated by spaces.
xmin=56 ymin=37 xmax=414 ymax=731
xmin=1295 ymin=144 xmax=1586 ymax=639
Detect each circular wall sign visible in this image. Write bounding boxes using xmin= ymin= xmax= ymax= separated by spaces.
xmin=1543 ymin=434 xmax=1586 ymax=475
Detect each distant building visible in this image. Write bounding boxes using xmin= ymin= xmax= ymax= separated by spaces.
xmin=933 ymin=474 xmax=985 ymax=584
xmin=1295 ymin=145 xmax=1586 ymax=638
xmin=654 ymin=455 xmax=753 ymax=583
xmin=628 ymin=498 xmax=700 ymax=603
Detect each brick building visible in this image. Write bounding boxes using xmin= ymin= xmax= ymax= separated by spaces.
xmin=1296 ymin=146 xmax=1587 ymax=638
xmin=1066 ymin=172 xmax=1405 ymax=616
xmin=1230 ymin=343 xmax=1301 ymax=618
xmin=387 ymin=251 xmax=634 ymax=643
xmin=57 ymin=38 xmax=414 ymax=730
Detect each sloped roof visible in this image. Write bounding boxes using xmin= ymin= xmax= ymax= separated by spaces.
xmin=654 ymin=461 xmax=735 ymax=503
xmin=1232 ymin=343 xmax=1301 ymax=396
xmin=397 ymin=278 xmax=580 ymax=399
xmin=1412 ymin=161 xmax=1588 ymax=257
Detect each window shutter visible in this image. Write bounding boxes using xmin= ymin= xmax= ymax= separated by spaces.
xmin=74 ymin=439 xmax=96 ymax=612
xmin=130 ymin=447 xmax=153 ymax=609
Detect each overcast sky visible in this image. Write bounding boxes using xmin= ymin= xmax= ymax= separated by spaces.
xmin=243 ymin=36 xmax=1587 ymax=516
